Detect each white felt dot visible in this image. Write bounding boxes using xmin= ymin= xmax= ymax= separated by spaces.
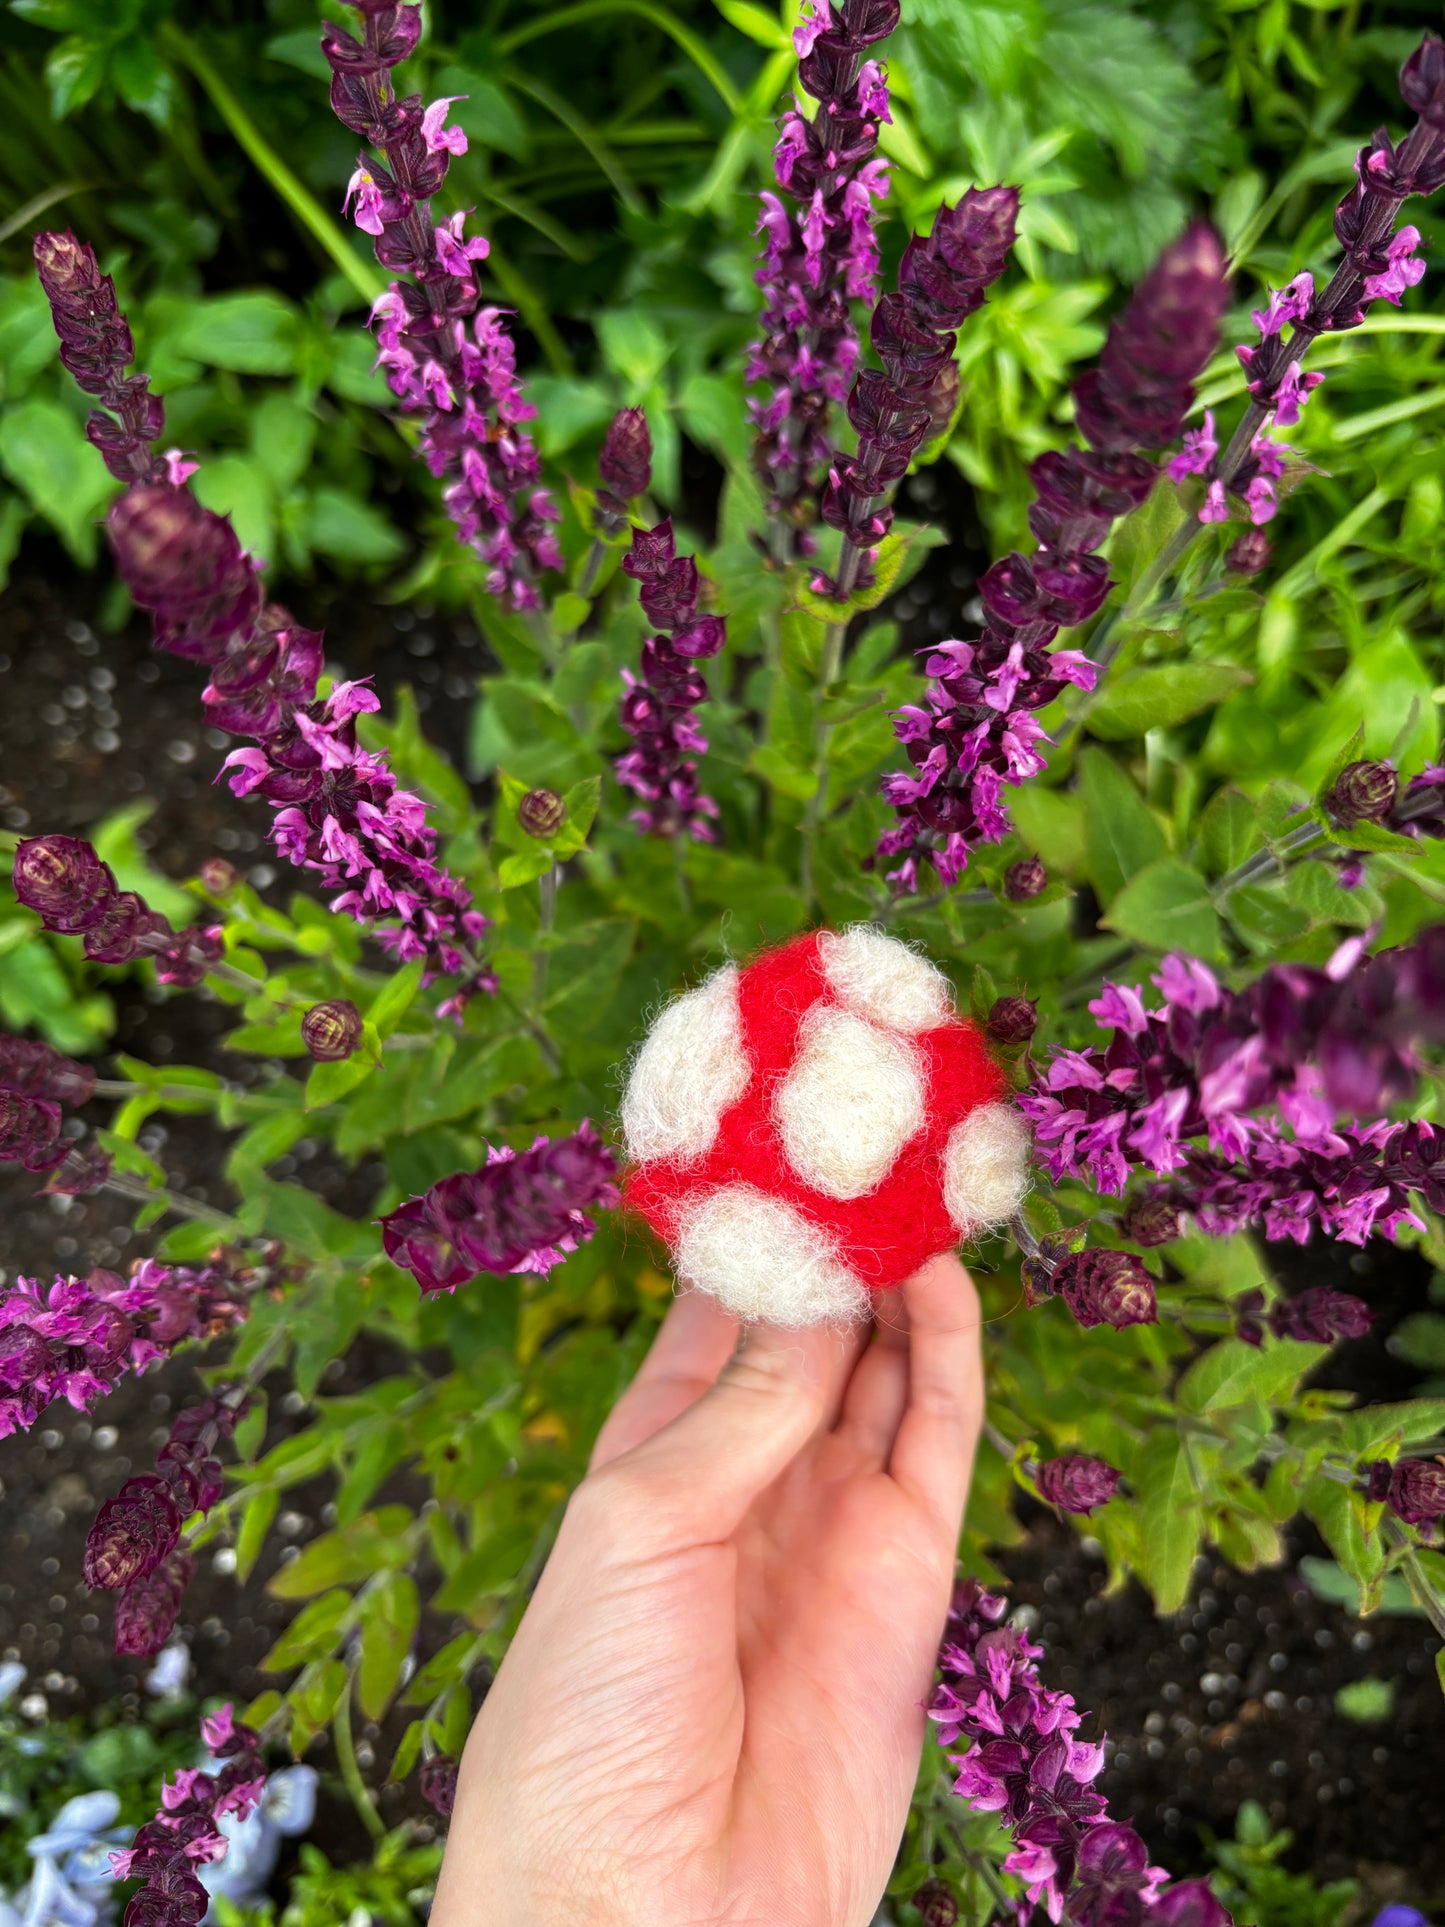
xmin=674 ymin=1185 xmax=869 ymax=1328
xmin=943 ymin=1102 xmax=1031 ymax=1234
xmin=775 ymin=1005 xmax=925 ymax=1201
xmin=621 ymin=966 xmax=750 ymax=1165
xmin=818 ymin=924 xmax=953 ymax=1033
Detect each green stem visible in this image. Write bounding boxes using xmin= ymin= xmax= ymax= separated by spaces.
xmin=92 ymin=1077 xmax=237 ymax=1103
xmin=800 ymin=620 xmax=848 ymax=912
xmin=1386 ymin=1523 xmax=1445 ymax=1642
xmin=532 ymin=863 xmax=559 ymax=1012
xmin=496 ymin=2 xmax=744 ymax=115
xmin=101 ymin=1171 xmax=242 ymax=1234
xmin=333 ymin=1672 xmax=386 ymax=1842
xmin=160 ymin=25 xmax=383 ymax=306
xmin=578 ymin=536 xmax=608 ymax=599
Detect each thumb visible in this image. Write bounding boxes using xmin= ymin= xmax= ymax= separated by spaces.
xmin=602 ymin=1318 xmax=838 ymax=1548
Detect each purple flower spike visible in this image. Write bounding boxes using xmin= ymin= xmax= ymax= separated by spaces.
xmin=85 ymin=1399 xmax=236 ymax=1612
xmin=748 ymin=0 xmax=898 ymax=540
xmin=117 ymin=1705 xmax=267 ymax=1922
xmin=818 ymin=186 xmax=1018 ymax=598
xmin=1053 ymin=1249 xmax=1158 ymax=1331
xmin=875 ymin=225 xmax=1227 ymax=892
xmin=1035 ymin=1454 xmax=1121 ymax=1514
xmin=14 ymin=833 xmax=223 ymax=987
xmin=114 ymin=1551 xmax=195 ymax=1658
xmin=927 ymin=1577 xmax=1211 ymax=1927
xmin=32 ymin=233 xmax=499 ymax=1012
xmin=322 ymin=4 xmax=560 ymax=607
xmin=598 ymin=407 xmax=653 ymax=504
xmin=615 ymin=519 xmax=726 ymax=841
xmin=380 ymin=1122 xmax=620 ymax=1294
xmin=0 ymin=1035 xmax=95 ymax=1107
xmin=1022 ymin=929 xmax=1445 ymax=1246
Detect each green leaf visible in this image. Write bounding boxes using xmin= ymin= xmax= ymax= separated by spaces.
xmin=1135 ymin=1431 xmax=1204 ymax=1613
xmin=289 ymin=1658 xmax=347 ymax=1746
xmin=792 ymin=531 xmax=913 ymax=619
xmin=305 ymin=486 xmax=407 ymax=565
xmin=304 ymin=1044 xmax=380 ymax=1112
xmin=261 ymin=1589 xmax=352 ymax=1671
xmin=1085 ymin=663 xmax=1252 ymax=741
xmin=1390 ymin=1314 xmax=1445 ymax=1370
xmin=0 ymin=396 xmax=114 ymax=563
xmin=1008 ymin=785 xmax=1086 ymax=878
xmin=358 ymin=1572 xmax=419 ymax=1719
xmin=268 ymin=1509 xmax=414 ymax=1599
xmin=390 ymin=1719 xmax=426 ymax=1784
xmin=711 ymin=0 xmax=790 ymax=46
xmin=1079 ymin=748 xmax=1166 ymax=903
xmin=1338 ymin=1398 xmax=1445 ymax=1457
xmin=1105 ymin=859 xmax=1222 ymax=961
xmin=401 ymin=1631 xmax=481 ymax=1707
xmin=497 ymin=846 xmax=555 ymax=889
xmin=369 ymin=957 xmax=426 ymax=1040
xmin=748 ymin=742 xmax=819 ymax=802
xmin=1335 ymin=1676 xmax=1395 ymax=1722
xmin=44 ymin=33 xmax=108 ymax=117
xmin=434 ymin=64 xmax=532 ymax=160
xmin=1176 ymin=1337 xmax=1318 ymax=1415
xmin=235 ymin=1486 xmax=279 ymax=1584
xmin=165 ymin=292 xmax=299 ymax=375
xmin=1302 ymin=1475 xmax=1385 ymax=1606
xmin=111 ymin=32 xmax=173 ymax=123
xmin=1198 ymin=785 xmax=1264 ymax=879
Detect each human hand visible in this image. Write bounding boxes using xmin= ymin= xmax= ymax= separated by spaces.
xmin=430 ymin=1252 xmax=984 ymax=1927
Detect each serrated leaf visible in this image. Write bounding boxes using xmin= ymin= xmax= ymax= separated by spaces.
xmin=1105 ymin=859 xmax=1223 ymax=961
xmin=1080 ymin=748 xmax=1166 ymax=903
xmin=235 ymin=1487 xmax=279 ymax=1584
xmin=1176 ymin=1337 xmax=1318 ymax=1415
xmin=261 ymin=1590 xmax=351 ymax=1671
xmin=1086 ymin=663 xmax=1252 ymax=741
xmin=1136 ymin=1431 xmax=1204 ymax=1613
xmin=268 ymin=1509 xmax=414 ymax=1599
xmin=357 ymin=1572 xmax=419 ymax=1719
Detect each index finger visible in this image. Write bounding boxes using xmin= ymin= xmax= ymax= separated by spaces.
xmin=886 ymin=1251 xmax=984 ymax=1540
xmin=588 ymin=1287 xmax=739 ymax=1472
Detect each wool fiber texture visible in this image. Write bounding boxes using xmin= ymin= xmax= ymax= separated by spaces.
xmin=622 ymin=928 xmax=1031 ymax=1320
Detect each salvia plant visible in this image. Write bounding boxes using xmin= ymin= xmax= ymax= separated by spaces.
xmin=3 ymin=2 xmax=1445 ymax=1921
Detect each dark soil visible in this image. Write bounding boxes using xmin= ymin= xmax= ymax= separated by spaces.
xmin=0 ymin=544 xmax=1441 ymax=1903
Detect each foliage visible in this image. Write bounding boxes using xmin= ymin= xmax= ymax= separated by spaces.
xmin=1201 ymin=1802 xmax=1357 ymax=1927
xmin=3 ymin=0 xmax=1445 ymax=1917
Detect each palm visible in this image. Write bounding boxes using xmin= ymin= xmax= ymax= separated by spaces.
xmin=438 ymin=1255 xmax=980 ymax=1927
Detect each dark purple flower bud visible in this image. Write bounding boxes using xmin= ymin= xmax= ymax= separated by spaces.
xmin=125 ymin=1862 xmax=210 ymax=1927
xmin=1324 ymin=760 xmax=1398 ymax=829
xmin=1378 ymin=1457 xmax=1445 ymax=1524
xmin=1004 ymin=857 xmax=1048 ymax=902
xmin=1121 ymin=1196 xmax=1182 ymax=1248
xmin=380 ymin=1196 xmax=476 ymax=1295
xmin=671 ymin=615 xmax=727 ymax=660
xmin=1268 ymin=1286 xmax=1373 ymax=1344
xmin=420 ymin=1753 xmax=459 ymax=1818
xmin=0 ymin=1089 xmax=66 ymax=1173
xmin=84 ymin=1473 xmax=184 ymax=1589
xmin=986 ymin=995 xmax=1038 ymax=1046
xmin=598 ymin=407 xmax=652 ymax=501
xmin=301 ymin=999 xmax=364 ymax=1062
xmin=13 ymin=834 xmax=116 ymax=934
xmin=1147 ymin=1880 xmax=1234 ymax=1927
xmin=114 ymin=1551 xmax=194 ymax=1657
xmin=1400 ymin=33 xmax=1445 ymax=130
xmin=1035 ymin=1453 xmax=1121 ymax=1513
xmin=1225 ymin=528 xmax=1271 ymax=576
xmin=0 ymin=1034 xmax=95 ymax=1106
xmin=518 ymin=789 xmax=567 ymax=839
xmin=44 ymin=1142 xmax=113 ymax=1196
xmin=108 ymin=485 xmax=262 ymax=665
xmin=1072 ymin=1822 xmax=1161 ymax=1927
xmin=198 ymin=858 xmax=238 ymax=895
xmin=911 ymin=1878 xmax=959 ymax=1927
xmin=1056 ymin=1248 xmax=1158 ymax=1330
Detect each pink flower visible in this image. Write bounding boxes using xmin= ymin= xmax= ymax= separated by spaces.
xmin=1250 ymin=271 xmax=1314 ymax=337
xmin=1272 ymin=359 xmax=1324 ymax=427
xmin=1167 ymin=409 xmax=1217 ymax=481
xmin=421 ymin=97 xmax=469 ymax=157
xmin=792 ymin=0 xmax=833 ymax=57
xmin=343 ymin=167 xmax=389 ymax=237
xmin=1199 ymin=478 xmax=1228 ymax=523
xmin=434 ymin=211 xmax=490 ymax=278
xmin=1363 ymin=225 xmax=1426 ymax=305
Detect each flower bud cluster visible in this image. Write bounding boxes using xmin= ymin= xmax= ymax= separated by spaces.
xmin=31 ymin=231 xmax=180 ymax=487
xmin=85 ymin=1397 xmax=239 ymax=1653
xmin=927 ymin=1578 xmax=1231 ymax=1927
xmin=876 ymin=227 xmax=1228 ymax=893
xmin=0 ymin=1258 xmax=249 ymax=1440
xmin=1035 ymin=1454 xmax=1121 ymax=1514
xmin=34 ymin=236 xmax=495 ymax=1011
xmin=1365 ymin=1455 xmax=1445 ymax=1526
xmin=14 ymin=833 xmax=222 ymax=987
xmin=615 ymin=519 xmax=727 ymax=841
xmin=323 ymin=3 xmax=560 ymax=607
xmin=0 ymin=1027 xmax=107 ymax=1188
xmin=818 ymin=186 xmax=1017 ymax=597
xmin=594 ymin=407 xmax=653 ymax=538
xmin=380 ymin=1121 xmax=620 ymax=1294
xmin=748 ymin=0 xmax=897 ymax=538
xmin=1234 ymin=1285 xmax=1373 ymax=1347
xmin=1024 ymin=1245 xmax=1159 ymax=1332
xmin=1020 ymin=932 xmax=1445 ymax=1243
xmin=1192 ymin=33 xmax=1445 ymax=523
xmin=110 ymin=1703 xmax=267 ymax=1926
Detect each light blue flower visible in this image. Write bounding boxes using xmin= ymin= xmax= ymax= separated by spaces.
xmin=0 ymin=1663 xmax=25 ymax=1710
xmin=197 ymin=1766 xmax=318 ymax=1918
xmin=143 ymin=1645 xmax=190 ymax=1700
xmin=25 ymin=1794 xmax=122 ymax=1862
xmin=17 ymin=1857 xmax=99 ymax=1927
